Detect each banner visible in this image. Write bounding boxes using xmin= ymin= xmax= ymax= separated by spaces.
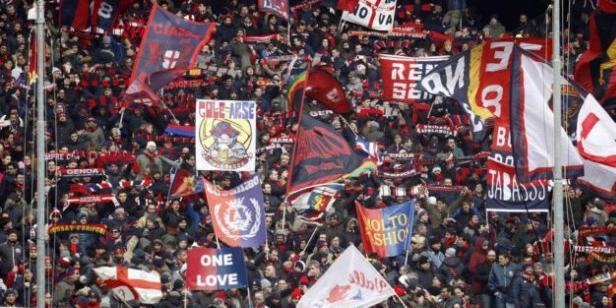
xmin=195 ymin=99 xmax=256 ymax=171
xmin=94 ymin=266 xmax=162 ymax=304
xmin=355 ymin=201 xmax=415 ymax=258
xmin=419 ymin=38 xmax=552 ymax=141
xmin=485 ymin=159 xmax=549 ymax=212
xmin=185 ymin=247 xmax=248 ymax=291
xmin=288 ymin=115 xmax=367 ymax=194
xmin=48 ymin=224 xmax=107 ymax=236
xmin=287 ymin=69 xmax=352 ymax=114
xmin=297 ymin=245 xmax=395 ymax=308
xmin=125 ymin=4 xmax=214 ymax=106
xmin=341 ymin=0 xmax=397 ymax=32
xmin=379 ymin=54 xmax=448 ymax=103
xmin=258 ymin=0 xmax=289 ymax=20
xmin=204 ymin=176 xmax=266 ymax=248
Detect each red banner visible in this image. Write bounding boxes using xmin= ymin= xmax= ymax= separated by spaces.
xmin=379 ymin=54 xmax=448 ymax=103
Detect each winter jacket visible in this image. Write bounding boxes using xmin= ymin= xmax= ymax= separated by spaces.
xmin=488 ymin=262 xmax=521 ymax=302
xmin=511 ymin=274 xmax=544 ymax=308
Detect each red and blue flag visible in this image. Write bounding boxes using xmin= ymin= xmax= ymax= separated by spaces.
xmin=355 ymin=201 xmax=415 ymax=258
xmin=125 ymin=4 xmax=214 ymax=106
xmin=204 ymin=176 xmax=266 ymax=248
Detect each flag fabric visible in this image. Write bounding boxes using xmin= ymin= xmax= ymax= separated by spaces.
xmin=28 ymin=31 xmax=37 ymax=84
xmin=185 ymin=247 xmax=248 ymax=291
xmin=576 ymin=94 xmax=616 ymax=198
xmin=60 ymin=0 xmax=91 ymax=31
xmin=204 ymin=176 xmax=266 ymax=248
xmin=355 ymin=135 xmax=383 ymax=166
xmin=195 ymin=100 xmax=256 ymax=171
xmin=287 ymin=70 xmax=308 ymax=112
xmin=170 ymin=168 xmax=198 ymax=197
xmin=287 ymin=69 xmax=352 ymax=114
xmin=165 ymin=124 xmax=195 ymax=137
xmin=419 ymin=38 xmax=552 ymax=141
xmin=288 ymin=184 xmax=344 ymax=221
xmin=125 ymin=4 xmax=214 ymax=106
xmin=297 ymin=245 xmax=396 ymax=308
xmin=341 ymin=0 xmax=397 ymax=32
xmin=93 ymin=266 xmax=162 ymax=304
xmin=379 ymin=54 xmax=448 ymax=104
xmin=574 ymin=0 xmax=616 ymax=107
xmin=355 ymin=201 xmax=415 ymax=258
xmin=258 ymin=0 xmax=289 ymax=20
xmin=288 ymin=115 xmax=367 ymax=194
xmin=508 ymin=47 xmax=584 ymax=181
xmin=337 ymin=0 xmax=360 ymax=12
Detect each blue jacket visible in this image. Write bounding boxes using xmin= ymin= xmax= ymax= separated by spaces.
xmin=488 ymin=262 xmax=521 ymax=302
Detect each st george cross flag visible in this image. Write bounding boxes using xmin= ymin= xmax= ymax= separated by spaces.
xmin=355 ymin=201 xmax=415 ymax=258
xmin=125 ymin=4 xmax=214 ymax=106
xmin=379 ymin=54 xmax=448 ymax=104
xmin=297 ymin=245 xmax=395 ymax=308
xmin=576 ymin=94 xmax=616 ymax=198
xmin=204 ymin=176 xmax=266 ymax=248
xmin=341 ymin=0 xmax=397 ymax=32
xmin=93 ymin=266 xmax=162 ymax=304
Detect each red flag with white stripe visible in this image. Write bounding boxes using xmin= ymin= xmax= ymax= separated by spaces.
xmin=94 ymin=266 xmax=162 ymax=304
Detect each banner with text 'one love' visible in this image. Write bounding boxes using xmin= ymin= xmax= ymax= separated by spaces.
xmin=355 ymin=201 xmax=415 ymax=258
xmin=379 ymin=54 xmax=448 ymax=104
xmin=297 ymin=245 xmax=395 ymax=308
xmin=186 ymin=247 xmax=248 ymax=291
xmin=195 ymin=99 xmax=256 ymax=171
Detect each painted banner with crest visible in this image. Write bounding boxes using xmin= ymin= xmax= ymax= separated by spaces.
xmin=195 ymin=99 xmax=256 ymax=171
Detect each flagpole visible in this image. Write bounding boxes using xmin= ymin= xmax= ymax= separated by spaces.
xmin=35 ymin=0 xmax=47 ymax=306
xmin=552 ymin=1 xmax=566 ymax=308
xmin=246 ymin=286 xmax=254 ymax=308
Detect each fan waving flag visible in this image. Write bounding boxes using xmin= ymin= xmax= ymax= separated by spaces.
xmin=297 ymin=245 xmax=396 ymax=308
xmin=93 ymin=266 xmax=162 ymax=304
xmin=125 ymin=4 xmax=214 ymax=106
xmin=288 ymin=115 xmax=367 ymax=194
xmin=204 ymin=176 xmax=266 ymax=248
xmin=289 ymin=184 xmax=344 ymax=221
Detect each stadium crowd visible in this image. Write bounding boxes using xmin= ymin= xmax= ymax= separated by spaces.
xmin=0 ymin=0 xmax=612 ymax=307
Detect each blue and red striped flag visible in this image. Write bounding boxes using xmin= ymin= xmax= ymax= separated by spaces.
xmin=355 ymin=201 xmax=415 ymax=258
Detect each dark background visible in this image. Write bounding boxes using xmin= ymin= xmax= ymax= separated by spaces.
xmin=468 ymin=0 xmax=551 ymax=30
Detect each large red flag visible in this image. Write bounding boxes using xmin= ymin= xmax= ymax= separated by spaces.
xmin=574 ymin=0 xmax=616 ymax=107
xmin=287 ymin=68 xmax=352 ymax=114
xmin=125 ymin=4 xmax=214 ymax=106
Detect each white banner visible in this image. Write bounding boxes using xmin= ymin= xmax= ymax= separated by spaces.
xmin=297 ymin=245 xmax=395 ymax=308
xmin=341 ymin=0 xmax=397 ymax=32
xmin=195 ymin=100 xmax=256 ymax=171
